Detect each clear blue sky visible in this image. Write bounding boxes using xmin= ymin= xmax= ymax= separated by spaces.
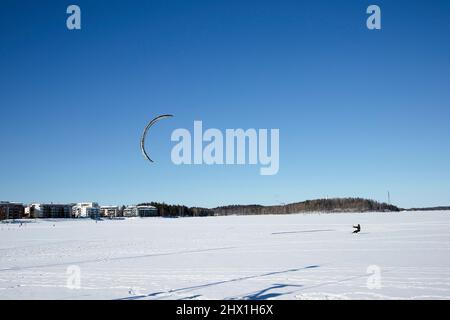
xmin=1 ymin=0 xmax=449 ymax=208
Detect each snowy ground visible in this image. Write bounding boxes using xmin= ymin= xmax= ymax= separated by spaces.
xmin=1 ymin=211 xmax=450 ymax=300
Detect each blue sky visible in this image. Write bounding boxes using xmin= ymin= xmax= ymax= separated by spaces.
xmin=1 ymin=0 xmax=449 ymax=208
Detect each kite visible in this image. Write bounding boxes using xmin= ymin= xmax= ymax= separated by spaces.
xmin=140 ymin=114 xmax=174 ymax=163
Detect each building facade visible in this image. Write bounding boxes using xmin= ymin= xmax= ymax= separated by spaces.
xmin=138 ymin=205 xmax=158 ymax=217
xmin=0 ymin=202 xmax=25 ymax=220
xmin=123 ymin=206 xmax=137 ymax=217
xmin=27 ymin=203 xmax=74 ymax=219
xmin=123 ymin=205 xmax=158 ymax=217
xmin=100 ymin=206 xmax=120 ymax=218
xmin=73 ymin=202 xmax=100 ymax=218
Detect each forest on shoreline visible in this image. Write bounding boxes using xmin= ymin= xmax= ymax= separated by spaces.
xmin=139 ymin=198 xmax=401 ymax=218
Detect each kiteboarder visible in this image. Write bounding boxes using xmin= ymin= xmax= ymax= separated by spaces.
xmin=353 ymin=224 xmax=361 ymax=234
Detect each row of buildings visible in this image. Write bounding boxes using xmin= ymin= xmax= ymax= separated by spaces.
xmin=0 ymin=201 xmax=158 ymax=220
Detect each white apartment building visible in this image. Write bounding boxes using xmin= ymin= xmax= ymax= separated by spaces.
xmin=73 ymin=202 xmax=100 ymax=218
xmin=100 ymin=206 xmax=120 ymax=218
xmin=123 ymin=205 xmax=158 ymax=217
xmin=26 ymin=203 xmax=74 ymax=219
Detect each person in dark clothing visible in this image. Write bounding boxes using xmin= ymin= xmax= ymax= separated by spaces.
xmin=353 ymin=224 xmax=361 ymax=234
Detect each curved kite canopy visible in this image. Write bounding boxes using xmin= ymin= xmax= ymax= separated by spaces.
xmin=140 ymin=114 xmax=174 ymax=163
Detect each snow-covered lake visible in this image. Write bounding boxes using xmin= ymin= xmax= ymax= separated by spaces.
xmin=1 ymin=211 xmax=450 ymax=300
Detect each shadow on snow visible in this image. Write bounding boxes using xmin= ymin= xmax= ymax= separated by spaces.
xmin=119 ymin=265 xmax=320 ymax=301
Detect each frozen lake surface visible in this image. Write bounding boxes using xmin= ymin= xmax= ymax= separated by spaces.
xmin=1 ymin=211 xmax=450 ymax=300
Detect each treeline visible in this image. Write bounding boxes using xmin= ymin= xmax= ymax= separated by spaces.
xmin=213 ymin=198 xmax=400 ymax=216
xmin=407 ymin=206 xmax=450 ymax=211
xmin=137 ymin=202 xmax=214 ymax=217
xmin=139 ymin=198 xmax=400 ymax=218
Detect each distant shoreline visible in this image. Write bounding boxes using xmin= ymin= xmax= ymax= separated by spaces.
xmin=2 ymin=198 xmax=449 ymax=221
xmin=406 ymin=206 xmax=450 ymax=211
xmin=142 ymin=197 xmax=449 ymax=218
xmin=1 ymin=209 xmax=449 ymax=224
